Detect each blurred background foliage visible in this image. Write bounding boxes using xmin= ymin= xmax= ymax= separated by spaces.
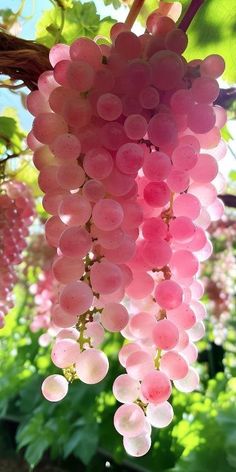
xmin=0 ymin=0 xmax=236 ymax=471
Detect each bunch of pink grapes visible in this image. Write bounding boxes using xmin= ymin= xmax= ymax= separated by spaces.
xmin=0 ymin=181 xmax=34 ymax=328
xmin=27 ymin=3 xmax=226 ymax=458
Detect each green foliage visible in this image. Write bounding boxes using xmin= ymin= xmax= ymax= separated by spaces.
xmin=181 ymin=0 xmax=236 ymax=83
xmin=0 ymin=109 xmax=25 ymax=155
xmin=36 ymin=1 xmax=115 ymax=47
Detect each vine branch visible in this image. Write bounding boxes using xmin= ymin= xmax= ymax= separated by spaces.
xmin=0 ymin=31 xmax=51 ymax=91
xmin=178 ymin=0 xmax=205 ymax=32
xmin=219 ymin=194 xmax=236 ymax=208
xmin=125 ymin=0 xmax=146 ymax=30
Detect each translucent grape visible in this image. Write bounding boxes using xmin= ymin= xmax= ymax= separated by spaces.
xmin=75 ymin=348 xmax=109 ymax=384
xmin=42 ymin=374 xmax=68 ymax=402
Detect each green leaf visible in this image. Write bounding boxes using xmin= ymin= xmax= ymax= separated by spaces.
xmin=182 ymin=0 xmax=236 ymax=83
xmin=36 ymin=1 xmax=115 ymax=47
xmin=103 ymin=0 xmax=121 ymax=9
xmin=0 ymin=117 xmax=17 ymax=141
xmin=229 ymin=170 xmax=236 ymax=181
xmin=25 ymin=437 xmax=49 ymax=468
xmin=64 ymin=422 xmax=99 ymax=464
xmin=221 ymin=125 xmax=233 ymax=142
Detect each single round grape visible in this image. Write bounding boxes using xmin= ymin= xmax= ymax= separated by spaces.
xmin=116 ymin=143 xmax=144 ymax=175
xmin=83 ymin=147 xmax=113 ymax=180
xmin=153 ymin=319 xmax=179 ymax=350
xmin=114 ymin=31 xmax=141 ymax=60
xmin=75 ymin=348 xmax=109 ymax=384
xmin=113 ymin=374 xmax=140 ymax=403
xmin=90 ymin=260 xmax=123 ymax=295
xmin=114 ymin=403 xmax=145 ymax=438
xmin=144 ymin=182 xmax=171 ymax=207
xmin=170 ymin=250 xmax=199 ymax=278
xmin=143 ymin=151 xmax=172 ymax=182
xmin=42 ymin=374 xmax=68 ymax=402
xmin=173 ymin=194 xmax=201 ymax=220
xmin=59 ymin=281 xmax=93 ymax=316
xmin=92 ymin=198 xmax=124 ymax=231
xmin=189 ymin=153 xmax=218 ymax=183
xmin=155 ymin=280 xmax=183 ymax=310
xmin=126 ymin=350 xmax=155 ymax=380
xmin=141 ymin=370 xmax=172 ymax=404
xmin=129 ymin=312 xmax=157 ymax=340
xmin=174 ymin=367 xmax=199 ymax=392
xmin=85 ymin=321 xmax=105 ymax=347
xmin=118 ymin=343 xmax=141 ymax=367
xmin=97 ymin=93 xmax=122 ymax=121
xmin=59 ymin=194 xmax=91 ymax=226
xmin=59 ymin=226 xmax=92 ymax=258
xmin=101 ymin=302 xmax=129 ymax=332
xmin=126 ymin=271 xmax=154 ymax=299
xmin=123 ymin=433 xmax=151 ymax=457
xmin=124 ymin=114 xmax=147 ymax=140
xmin=70 ymin=37 xmax=102 ymax=69
xmin=146 ymin=401 xmax=173 ymax=428
xmin=160 ymin=351 xmax=189 ymax=380
xmin=200 ymin=54 xmax=225 ymax=79
xmin=167 ymin=303 xmax=196 ymax=330
xmin=50 ymin=133 xmax=81 ymax=161
xmin=51 ymin=338 xmax=80 ymax=368
xmin=52 ymin=256 xmax=84 ymax=284
xmin=57 ymin=162 xmax=85 ymax=190
xmin=141 ymin=239 xmax=172 ymax=269
xmin=32 ymin=113 xmax=68 ymax=144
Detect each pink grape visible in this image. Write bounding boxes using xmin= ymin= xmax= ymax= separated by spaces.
xmin=189 ymin=153 xmax=218 ymax=183
xmin=51 ymin=304 xmax=77 ymax=328
xmin=174 ymin=367 xmax=199 ymax=392
xmin=75 ymin=348 xmax=109 ymax=384
xmin=113 ymin=374 xmax=140 ymax=403
xmin=153 ymin=319 xmax=179 ymax=350
xmin=59 ymin=226 xmax=92 ymax=258
xmin=141 ymin=370 xmax=172 ymax=404
xmin=160 ymin=351 xmax=189 ymax=380
xmin=52 ymin=256 xmax=84 ymax=284
xmin=92 ymin=198 xmax=124 ymax=231
xmin=173 ymin=193 xmax=201 ymax=219
xmin=141 ymin=239 xmax=172 ymax=268
xmin=148 ymin=113 xmax=178 ymax=147
xmin=124 ymin=114 xmax=147 ymax=140
xmin=172 ymin=145 xmax=198 ymax=171
xmin=50 ymin=133 xmax=81 ymax=160
xmin=70 ymin=37 xmax=102 ymax=69
xmin=142 ymin=217 xmax=168 ymax=240
xmin=45 ymin=216 xmax=67 ymax=248
xmin=139 ymin=86 xmax=160 ymax=109
xmin=167 ymin=169 xmax=190 ymax=193
xmin=181 ymin=342 xmax=198 ymax=364
xmin=169 ymin=217 xmax=196 ymax=242
xmin=170 ymin=250 xmax=199 ymax=278
xmin=143 ymin=151 xmax=172 ymax=182
xmin=155 ymin=280 xmax=183 ymax=310
xmin=126 ymin=272 xmax=154 ymax=299
xmin=83 ymin=147 xmax=113 ymax=180
xmin=101 ymin=302 xmax=129 ymax=332
xmin=90 ymin=260 xmax=123 ymax=295
xmin=57 ymin=162 xmax=85 ymax=190
xmin=118 ymin=343 xmax=142 ymax=367
xmin=116 ymin=143 xmax=144 ymax=175
xmin=123 ymin=433 xmax=151 ymax=457
xmin=58 ymin=194 xmax=91 ymax=226
xmin=59 ymin=281 xmax=93 ymax=316
xmin=114 ymin=403 xmax=145 ymax=438
xmin=42 ymin=374 xmax=68 ymax=402
xmin=97 ymin=93 xmax=122 ymax=121
xmin=200 ymin=54 xmax=225 ymax=78
xmin=85 ymin=321 xmax=105 ymax=347
xmin=146 ymin=401 xmax=174 ymax=428
xmin=126 ymin=350 xmax=155 ymax=380
xmin=129 ymin=312 xmax=157 ymax=340
xmin=51 ymin=338 xmax=80 ymax=368
xmin=144 ymin=182 xmax=171 ymax=207
xmin=32 ymin=113 xmax=68 ymax=144
xmin=167 ymin=303 xmax=197 ymax=330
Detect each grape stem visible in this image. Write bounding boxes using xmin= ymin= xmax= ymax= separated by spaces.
xmin=178 ymin=0 xmax=205 ymax=32
xmin=125 ymin=0 xmax=146 ymax=30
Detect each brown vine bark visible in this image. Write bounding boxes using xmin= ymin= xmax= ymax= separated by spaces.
xmin=0 ymin=31 xmax=51 ymax=91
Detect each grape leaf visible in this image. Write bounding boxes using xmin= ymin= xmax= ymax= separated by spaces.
xmin=102 ymin=0 xmax=121 ymax=9
xmin=36 ymin=1 xmax=115 ymax=47
xmin=181 ymin=0 xmax=236 ymax=83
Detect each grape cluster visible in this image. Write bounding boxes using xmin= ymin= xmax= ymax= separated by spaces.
xmin=0 ymin=181 xmax=34 ymax=328
xmin=27 ymin=5 xmax=226 ymax=457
